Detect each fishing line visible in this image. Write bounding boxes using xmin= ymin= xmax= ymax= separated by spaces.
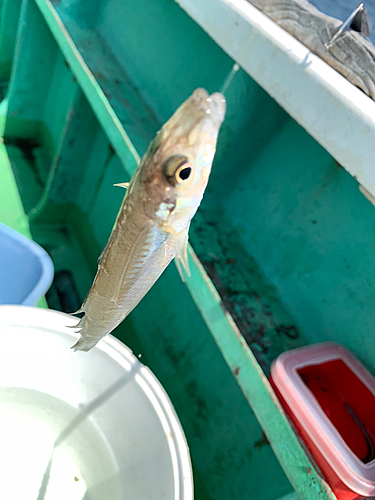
xmin=220 ymin=63 xmax=240 ymax=95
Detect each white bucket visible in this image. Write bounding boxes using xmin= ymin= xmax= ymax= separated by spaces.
xmin=0 ymin=305 xmax=193 ymax=500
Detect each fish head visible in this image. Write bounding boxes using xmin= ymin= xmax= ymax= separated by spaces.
xmin=141 ymin=88 xmax=226 ymax=232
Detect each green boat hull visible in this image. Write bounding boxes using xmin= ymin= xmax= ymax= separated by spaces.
xmin=1 ymin=0 xmax=373 ymax=498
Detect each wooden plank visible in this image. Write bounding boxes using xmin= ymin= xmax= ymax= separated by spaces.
xmin=247 ymin=0 xmax=375 ymax=100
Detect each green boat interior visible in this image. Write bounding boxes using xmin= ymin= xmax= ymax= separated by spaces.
xmin=1 ymin=0 xmax=374 ymax=498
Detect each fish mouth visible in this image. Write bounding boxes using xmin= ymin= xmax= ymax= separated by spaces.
xmin=192 ymin=88 xmax=226 ymax=124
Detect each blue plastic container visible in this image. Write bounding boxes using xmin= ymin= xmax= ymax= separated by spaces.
xmin=0 ymin=223 xmax=54 ymax=305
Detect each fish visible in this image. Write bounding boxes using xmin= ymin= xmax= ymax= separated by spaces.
xmin=70 ymin=88 xmax=226 ymax=351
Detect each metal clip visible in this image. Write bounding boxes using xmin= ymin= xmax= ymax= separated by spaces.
xmin=324 ymin=2 xmax=373 ymax=50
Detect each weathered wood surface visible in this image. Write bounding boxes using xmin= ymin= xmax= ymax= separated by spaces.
xmin=247 ymin=0 xmax=375 ymax=100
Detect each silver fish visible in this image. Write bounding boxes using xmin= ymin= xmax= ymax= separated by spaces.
xmin=71 ymin=88 xmax=226 ymax=351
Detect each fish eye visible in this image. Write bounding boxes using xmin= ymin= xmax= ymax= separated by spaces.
xmin=177 ymin=165 xmax=192 ymax=181
xmin=163 ymin=155 xmax=193 ymax=186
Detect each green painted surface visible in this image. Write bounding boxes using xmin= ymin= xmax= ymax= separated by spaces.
xmin=0 ymin=0 xmax=23 ymax=81
xmin=3 ymin=0 xmax=374 ymax=498
xmin=34 ymin=0 xmax=140 ymax=170
xmin=205 ymin=102 xmax=375 ymax=375
xmin=96 ymin=0 xmax=234 ymax=124
xmin=55 ymin=6 xmax=161 ymax=155
xmin=7 ymin=0 xmax=58 ymax=130
xmin=0 ymin=139 xmax=31 ymax=237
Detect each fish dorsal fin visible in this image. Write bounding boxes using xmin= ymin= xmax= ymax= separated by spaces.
xmin=173 ymin=229 xmax=190 ymax=282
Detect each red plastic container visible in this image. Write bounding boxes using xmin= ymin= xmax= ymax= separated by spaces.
xmin=271 ymin=343 xmax=375 ymax=499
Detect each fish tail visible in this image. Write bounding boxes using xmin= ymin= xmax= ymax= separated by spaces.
xmin=70 ymin=323 xmax=104 ymax=351
xmin=69 ymin=313 xmax=109 ymax=352
xmin=71 ymin=336 xmax=101 ymax=352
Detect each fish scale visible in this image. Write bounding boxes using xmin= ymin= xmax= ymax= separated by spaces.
xmin=71 ymin=88 xmax=226 ymax=351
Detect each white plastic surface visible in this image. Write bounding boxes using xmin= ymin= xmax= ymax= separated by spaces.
xmin=271 ymin=342 xmax=375 ymax=496
xmin=0 ymin=305 xmax=193 ymax=500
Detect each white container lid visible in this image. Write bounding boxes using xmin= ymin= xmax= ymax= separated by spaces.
xmin=0 ymin=305 xmax=193 ymax=500
xmin=271 ymin=342 xmax=375 ymax=497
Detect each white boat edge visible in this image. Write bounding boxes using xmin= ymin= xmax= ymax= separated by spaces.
xmin=176 ymin=0 xmax=375 ymax=199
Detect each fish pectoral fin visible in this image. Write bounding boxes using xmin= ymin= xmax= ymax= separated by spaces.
xmin=70 ymin=307 xmax=84 ymax=316
xmin=173 ymin=230 xmax=190 ymax=282
xmin=113 ymin=182 xmax=130 ymax=189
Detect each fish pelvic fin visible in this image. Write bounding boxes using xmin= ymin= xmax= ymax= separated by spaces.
xmin=113 ymin=182 xmax=129 ymax=189
xmin=70 ymin=307 xmax=85 ymax=316
xmin=173 ymin=229 xmax=190 ymax=282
